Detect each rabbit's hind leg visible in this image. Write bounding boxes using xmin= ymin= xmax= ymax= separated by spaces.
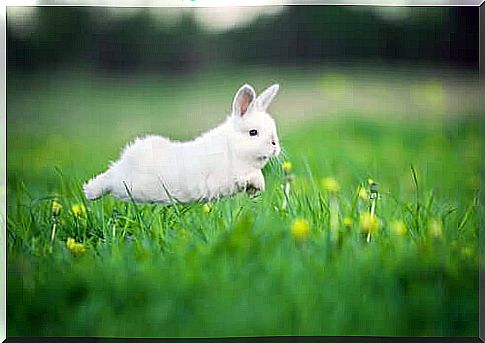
xmin=83 ymin=171 xmax=112 ymax=200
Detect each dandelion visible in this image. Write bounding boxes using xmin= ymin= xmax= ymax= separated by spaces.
xmin=368 ymin=180 xmax=378 ymax=201
xmin=50 ymin=222 xmax=58 ymax=241
xmin=343 ymin=217 xmax=353 ymax=229
xmin=281 ymin=161 xmax=295 ymax=210
xmin=291 ymin=218 xmax=310 ymax=241
xmin=390 ymin=220 xmax=407 ymax=236
xmin=66 ymin=237 xmax=86 ymax=254
xmin=428 ymin=218 xmax=443 ymax=239
xmin=51 ymin=200 xmax=63 ymax=241
xmin=71 ymin=204 xmax=86 ymax=218
xmin=360 ymin=213 xmax=380 ymax=236
xmin=364 ymin=179 xmax=379 ymax=242
xmin=202 ymin=203 xmax=212 ymax=213
xmin=52 ymin=201 xmax=62 ymax=216
xmin=320 ymin=177 xmax=340 ymax=241
xmin=282 ymin=161 xmax=293 ymax=172
xmin=321 ymin=177 xmax=340 ymax=193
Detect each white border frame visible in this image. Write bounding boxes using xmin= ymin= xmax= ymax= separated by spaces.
xmin=1 ymin=2 xmax=6 ymax=342
xmin=1 ymin=2 xmax=483 ymax=343
xmin=4 ymin=0 xmax=485 ymax=6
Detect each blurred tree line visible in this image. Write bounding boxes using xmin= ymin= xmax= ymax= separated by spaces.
xmin=7 ymin=6 xmax=478 ymax=74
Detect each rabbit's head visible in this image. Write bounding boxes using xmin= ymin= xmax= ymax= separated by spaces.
xmin=230 ymin=83 xmax=281 ymax=169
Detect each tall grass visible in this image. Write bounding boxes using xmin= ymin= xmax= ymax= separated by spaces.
xmin=6 ymin=69 xmax=481 ymax=337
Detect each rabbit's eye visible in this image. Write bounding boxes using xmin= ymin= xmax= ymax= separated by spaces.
xmin=249 ymin=129 xmax=258 ymax=137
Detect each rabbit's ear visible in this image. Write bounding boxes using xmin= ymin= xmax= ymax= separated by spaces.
xmin=255 ymin=84 xmax=279 ymax=111
xmin=232 ymin=84 xmax=256 ymax=117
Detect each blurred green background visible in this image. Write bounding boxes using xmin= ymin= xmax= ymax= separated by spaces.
xmin=6 ymin=6 xmax=481 ymax=196
xmin=6 ymin=5 xmax=482 ymax=337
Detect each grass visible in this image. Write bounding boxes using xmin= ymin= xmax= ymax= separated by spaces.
xmin=6 ymin=66 xmax=481 ymax=337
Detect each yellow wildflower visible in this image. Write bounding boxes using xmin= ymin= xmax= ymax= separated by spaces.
xmin=321 ymin=177 xmax=340 ymax=193
xmin=357 ymin=187 xmax=368 ymax=200
xmin=359 ymin=213 xmax=380 ymax=234
xmin=71 ymin=204 xmax=86 ymax=218
xmin=343 ymin=217 xmax=353 ymax=228
xmin=282 ymin=161 xmax=292 ymax=172
xmin=428 ymin=218 xmax=443 ymax=238
xmin=390 ymin=220 xmax=407 ymax=236
xmin=66 ymin=237 xmax=86 ymax=254
xmin=52 ymin=201 xmax=62 ymax=216
xmin=202 ymin=203 xmax=212 ymax=213
xmin=291 ymin=218 xmax=310 ymax=241
xmin=368 ymin=178 xmax=376 ymax=185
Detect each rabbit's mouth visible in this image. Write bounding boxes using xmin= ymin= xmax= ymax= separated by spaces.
xmin=259 ymin=148 xmax=278 ymax=161
xmin=273 ymin=146 xmax=281 ymax=157
xmin=258 ymin=152 xmax=277 ymax=161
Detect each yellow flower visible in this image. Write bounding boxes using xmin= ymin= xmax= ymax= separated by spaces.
xmin=66 ymin=237 xmax=75 ymax=248
xmin=321 ymin=177 xmax=340 ymax=193
xmin=357 ymin=187 xmax=368 ymax=200
xmin=282 ymin=161 xmax=292 ymax=172
xmin=202 ymin=203 xmax=212 ymax=213
xmin=71 ymin=204 xmax=86 ymax=218
xmin=359 ymin=213 xmax=380 ymax=234
xmin=291 ymin=218 xmax=310 ymax=241
xmin=390 ymin=220 xmax=407 ymax=236
xmin=66 ymin=237 xmax=86 ymax=254
xmin=343 ymin=217 xmax=353 ymax=229
xmin=367 ymin=178 xmax=376 ymax=185
xmin=428 ymin=218 xmax=443 ymax=238
xmin=52 ymin=201 xmax=62 ymax=216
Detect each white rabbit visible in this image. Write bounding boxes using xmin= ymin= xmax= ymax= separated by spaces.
xmin=83 ymin=83 xmax=281 ymax=203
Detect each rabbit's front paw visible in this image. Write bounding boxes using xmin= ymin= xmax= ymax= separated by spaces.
xmin=247 ymin=171 xmax=265 ymax=193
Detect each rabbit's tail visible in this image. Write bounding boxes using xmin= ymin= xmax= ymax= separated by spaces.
xmin=83 ymin=171 xmax=111 ymax=200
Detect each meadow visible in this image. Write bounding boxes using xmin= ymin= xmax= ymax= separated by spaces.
xmin=6 ymin=65 xmax=481 ymax=337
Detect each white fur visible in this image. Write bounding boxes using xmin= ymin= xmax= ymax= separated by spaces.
xmin=83 ymin=83 xmax=281 ymax=203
